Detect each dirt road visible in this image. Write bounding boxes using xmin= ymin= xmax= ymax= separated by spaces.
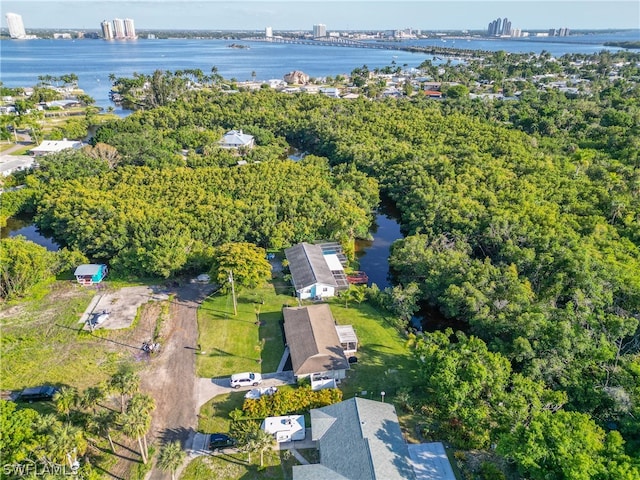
xmin=140 ymin=283 xmax=215 ymax=480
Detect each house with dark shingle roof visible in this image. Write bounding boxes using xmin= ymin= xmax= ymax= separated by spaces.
xmin=283 ymin=304 xmax=350 ymax=383
xmin=293 ymin=397 xmax=417 ymax=480
xmin=284 ymin=242 xmax=349 ymax=299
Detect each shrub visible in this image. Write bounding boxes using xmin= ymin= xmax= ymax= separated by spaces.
xmin=479 ymin=461 xmax=506 ymax=480
xmin=242 ymin=386 xmax=343 ymax=418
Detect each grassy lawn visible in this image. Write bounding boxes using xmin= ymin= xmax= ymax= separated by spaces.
xmin=196 ymin=277 xmax=295 ymax=378
xmin=180 ymin=448 xmax=315 ymax=480
xmin=0 ymin=280 xmax=146 ymax=392
xmin=1 ymin=281 xmax=109 ymax=390
xmin=198 ymin=391 xmax=247 ymax=433
xmin=0 ymin=142 xmax=17 ymax=152
xmin=196 ymin=281 xmax=419 ymax=428
xmin=6 ymin=145 xmax=34 ymax=155
xmin=325 ymin=297 xmax=419 ymax=402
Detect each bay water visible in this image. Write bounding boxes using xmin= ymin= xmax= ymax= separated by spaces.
xmin=1 ymin=30 xmax=637 ymax=111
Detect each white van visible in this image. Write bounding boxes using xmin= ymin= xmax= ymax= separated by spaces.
xmin=230 ymin=372 xmax=262 ymax=389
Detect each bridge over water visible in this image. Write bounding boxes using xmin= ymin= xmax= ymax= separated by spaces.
xmin=247 ymin=37 xmax=479 ymax=59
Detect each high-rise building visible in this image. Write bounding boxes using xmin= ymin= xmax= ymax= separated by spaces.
xmin=502 ymin=19 xmax=512 ymax=35
xmin=123 ymin=18 xmax=136 ymax=39
xmin=313 ymin=24 xmax=326 ymax=38
xmin=101 ymin=20 xmax=114 ymax=39
xmin=112 ymin=18 xmax=126 ymax=39
xmin=488 ymin=16 xmax=516 ymax=37
xmin=265 ymin=26 xmax=273 ymax=38
xmin=6 ymin=12 xmax=26 ymax=39
xmin=101 ymin=18 xmax=136 ymax=40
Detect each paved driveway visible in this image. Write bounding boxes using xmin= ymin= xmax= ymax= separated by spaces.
xmin=196 ymin=371 xmax=295 ymax=408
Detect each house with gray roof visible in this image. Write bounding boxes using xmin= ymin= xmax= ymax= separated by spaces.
xmin=293 ymin=397 xmax=416 ymax=480
xmin=284 ymin=242 xmax=349 ymax=299
xmin=218 ymin=129 xmax=255 ymax=149
xmin=283 ymin=304 xmax=350 ymax=384
xmin=74 ymin=264 xmax=108 ymax=285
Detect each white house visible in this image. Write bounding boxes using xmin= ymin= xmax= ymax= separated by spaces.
xmin=30 ymin=138 xmax=83 ymax=157
xmin=0 ymin=155 xmax=35 ymax=176
xmin=284 ymin=242 xmax=349 ymax=300
xmin=218 ymin=130 xmax=255 ymax=149
xmin=261 ymin=415 xmax=305 ymax=443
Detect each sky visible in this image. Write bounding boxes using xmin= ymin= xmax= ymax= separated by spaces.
xmin=2 ymin=0 xmax=639 ymax=31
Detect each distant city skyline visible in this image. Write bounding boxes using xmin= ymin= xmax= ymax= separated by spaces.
xmin=2 ymin=1 xmax=639 ymax=31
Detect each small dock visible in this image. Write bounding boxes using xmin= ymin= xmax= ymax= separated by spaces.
xmin=347 ymin=271 xmax=369 ymax=285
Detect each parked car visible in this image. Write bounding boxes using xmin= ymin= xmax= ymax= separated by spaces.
xmin=230 ymin=372 xmax=262 ymax=389
xmin=19 ymin=385 xmax=59 ymax=402
xmin=209 ymin=433 xmax=236 ymax=451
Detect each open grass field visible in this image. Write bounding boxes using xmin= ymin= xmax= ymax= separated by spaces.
xmin=0 ymin=281 xmax=122 ymax=391
xmin=0 ymin=279 xmax=162 ymax=393
xmin=196 ymin=277 xmax=295 ymax=378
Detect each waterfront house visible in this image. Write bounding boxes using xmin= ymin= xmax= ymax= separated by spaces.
xmin=74 ymin=264 xmax=108 ymax=285
xmin=293 ymin=398 xmax=417 ymax=480
xmin=283 ymin=304 xmax=351 ymax=387
xmin=30 ymin=138 xmax=83 ymax=157
xmin=218 ymin=130 xmax=255 ymax=149
xmin=284 ymin=242 xmax=349 ymax=299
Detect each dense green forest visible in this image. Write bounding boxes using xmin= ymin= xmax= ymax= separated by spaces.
xmin=3 ymin=49 xmax=639 ymax=477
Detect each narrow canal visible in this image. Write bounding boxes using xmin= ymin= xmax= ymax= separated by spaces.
xmin=0 ymin=214 xmax=60 ymax=251
xmin=355 ymin=202 xmax=403 ymax=290
xmin=355 ymin=201 xmax=459 ymax=333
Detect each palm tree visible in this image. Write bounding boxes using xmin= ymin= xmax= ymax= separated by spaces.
xmin=120 ymin=410 xmax=151 ymax=464
xmin=80 ymin=385 xmax=106 ymax=414
xmin=54 ymin=386 xmax=78 ymax=422
xmin=37 ymin=413 xmax=61 ymax=433
xmin=110 ymin=367 xmax=139 ymax=413
xmin=127 ymin=393 xmax=155 ymax=416
xmin=157 ymin=441 xmax=186 ymax=480
xmin=87 ymin=410 xmax=117 ymax=453
xmin=252 ymin=429 xmax=275 ymax=467
xmin=126 ymin=393 xmax=155 ymax=456
xmin=46 ymin=423 xmax=87 ymax=468
xmin=240 ymin=433 xmax=259 ymax=464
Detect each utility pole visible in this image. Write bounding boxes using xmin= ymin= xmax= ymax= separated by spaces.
xmin=229 ymin=270 xmax=237 ymax=316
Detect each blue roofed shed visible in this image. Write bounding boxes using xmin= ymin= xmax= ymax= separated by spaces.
xmin=74 ymin=264 xmax=108 ymax=285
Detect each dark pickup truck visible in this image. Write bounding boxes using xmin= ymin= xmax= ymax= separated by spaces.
xmin=19 ymin=386 xmax=59 ymax=402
